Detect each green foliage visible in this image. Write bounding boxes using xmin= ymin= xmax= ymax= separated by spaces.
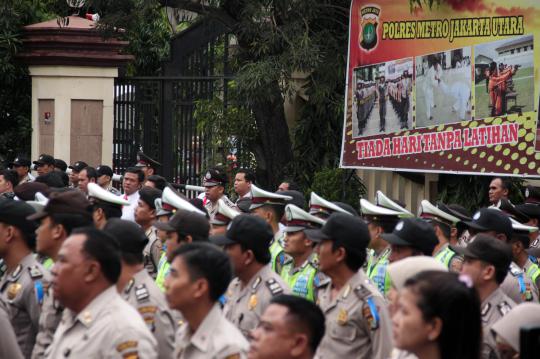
xmin=309 ymin=168 xmax=366 ymax=212
xmin=0 ymin=0 xmax=58 ymax=162
xmin=194 ymin=82 xmax=258 ymax=170
xmin=437 ymin=174 xmax=524 ymax=212
xmin=90 ymin=0 xmax=171 ymax=75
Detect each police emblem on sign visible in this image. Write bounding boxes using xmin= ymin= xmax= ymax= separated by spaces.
xmin=359 ymin=5 xmax=380 ymax=52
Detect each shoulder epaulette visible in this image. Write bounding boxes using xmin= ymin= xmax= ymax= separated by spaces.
xmin=29 ymin=265 xmax=43 ymax=279
xmin=315 ymin=275 xmax=331 ymax=288
xmin=497 ymin=301 xmax=512 ymax=316
xmin=265 ymin=278 xmax=284 ymax=296
xmin=135 ymin=284 xmax=150 ymax=302
xmin=354 ymin=284 xmax=373 ymax=300
xmin=509 ymin=264 xmax=522 ymax=276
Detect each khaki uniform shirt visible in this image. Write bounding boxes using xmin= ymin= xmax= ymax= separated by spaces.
xmin=481 ymin=288 xmax=515 ymax=359
xmin=122 ymin=269 xmax=176 ymax=358
xmin=205 ymin=195 xmax=235 ymax=221
xmin=223 ymin=264 xmax=290 ymax=337
xmin=144 ymin=227 xmax=162 ymax=279
xmin=45 ymin=286 xmax=158 ymax=359
xmin=389 ymin=349 xmax=418 ymax=359
xmin=0 ymin=254 xmax=51 ymax=359
xmin=32 ymin=283 xmax=64 ymax=358
xmin=500 ymin=262 xmax=539 ymax=304
xmin=0 ymin=298 xmax=24 ymax=359
xmin=174 ymin=304 xmax=249 ymax=359
xmin=314 ymin=270 xmax=393 ymax=359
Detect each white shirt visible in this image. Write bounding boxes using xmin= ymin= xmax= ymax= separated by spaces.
xmin=121 ymin=191 xmax=140 ymax=222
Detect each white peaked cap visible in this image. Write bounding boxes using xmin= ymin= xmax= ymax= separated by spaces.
xmin=211 ymin=199 xmax=240 ymax=225
xmin=309 ymin=192 xmax=352 ymax=216
xmin=387 ymin=256 xmax=448 ymax=291
xmin=26 ymin=192 xmax=50 ymax=211
xmin=87 ymin=183 xmax=130 ymax=206
xmin=250 ymin=184 xmax=293 ymax=210
xmin=360 ymin=199 xmax=403 ymax=217
xmin=284 ymin=204 xmax=326 ymax=232
xmin=162 ymin=187 xmax=206 ymax=216
xmin=417 ymin=200 xmax=460 ymax=224
xmin=375 ymin=191 xmax=414 ymax=218
xmin=154 ymin=198 xmax=172 ymax=217
xmin=491 ymin=303 xmax=540 ymax=352
xmin=509 ymin=217 xmax=538 ymax=233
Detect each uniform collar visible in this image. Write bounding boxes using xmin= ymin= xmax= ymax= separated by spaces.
xmin=75 ymin=286 xmax=118 ymax=328
xmin=189 ymin=304 xmax=222 ymax=352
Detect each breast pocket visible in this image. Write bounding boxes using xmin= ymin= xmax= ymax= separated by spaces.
xmin=329 ymin=322 xmax=357 ymax=343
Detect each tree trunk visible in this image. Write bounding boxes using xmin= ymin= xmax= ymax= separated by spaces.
xmin=250 ymin=82 xmax=294 ymax=189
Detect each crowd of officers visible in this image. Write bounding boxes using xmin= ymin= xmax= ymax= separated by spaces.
xmin=0 ymin=153 xmax=539 ymax=359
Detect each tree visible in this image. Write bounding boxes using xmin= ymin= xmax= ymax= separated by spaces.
xmin=95 ymin=0 xmax=351 ymax=189
xmin=0 ymin=1 xmax=57 ymax=163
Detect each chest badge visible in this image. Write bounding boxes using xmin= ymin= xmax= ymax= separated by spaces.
xmin=248 ymin=294 xmax=258 ymax=310
xmin=7 ymin=283 xmax=22 ymax=300
xmin=337 ymin=308 xmax=348 ymax=325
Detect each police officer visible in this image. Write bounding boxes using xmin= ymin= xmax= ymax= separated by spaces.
xmin=135 ymin=187 xmax=163 ymax=278
xmin=212 ymin=214 xmax=291 ymax=337
xmin=0 ymin=199 xmax=51 ymax=358
xmin=105 ymin=218 xmax=176 ymax=358
xmin=454 ymin=234 xmax=515 ymax=359
xmin=464 ymin=208 xmax=538 ymax=303
xmin=0 ymin=298 xmax=23 ymax=359
xmin=96 ymin=165 xmax=121 ymax=195
xmin=382 ymin=218 xmax=438 ymax=263
xmin=33 ymin=154 xmax=55 ymax=177
xmin=210 ymin=198 xmax=240 ymax=236
xmin=153 ymin=187 xmax=208 ymax=291
xmin=45 ymin=227 xmax=157 ymax=358
xmin=249 ymin=184 xmax=292 ymax=274
xmin=509 ymin=219 xmax=540 ymax=293
xmin=248 ymin=294 xmax=326 ymax=359
xmin=437 ymin=202 xmax=472 ymax=247
xmin=418 ymin=199 xmax=463 ymax=272
xmin=30 ymin=191 xmax=94 ymax=359
xmin=135 ymin=151 xmax=161 ymax=181
xmin=516 ymin=199 xmax=540 ymax=263
xmin=359 ymin=198 xmax=402 ymax=296
xmin=280 ymin=204 xmax=326 ymax=302
xmin=121 ymin=167 xmax=144 ymax=222
xmin=9 ymin=157 xmax=34 ymax=185
xmin=304 ymin=213 xmax=393 ymax=359
xmin=309 ymin=192 xmax=353 ymax=219
xmin=87 ymin=182 xmax=130 ymax=229
xmin=203 ymin=167 xmax=236 ymax=220
xmin=490 ymin=302 xmax=540 ymax=358
xmin=166 ymin=242 xmax=249 ymax=358
xmin=0 ymin=169 xmax=19 ymax=199
xmin=67 ymin=161 xmax=87 ymax=189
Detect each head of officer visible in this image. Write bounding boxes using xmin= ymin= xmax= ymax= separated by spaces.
xmin=154 ymin=209 xmax=209 ymax=262
xmin=249 ymin=294 xmax=326 ymax=359
xmin=165 ymin=242 xmax=232 ymax=315
xmin=29 ymin=190 xmax=93 ymax=260
xmin=0 ymin=199 xmax=37 ymax=262
xmin=305 ymin=213 xmax=370 ymax=276
xmin=454 ymin=234 xmax=512 ymax=296
xmin=51 ymin=227 xmax=121 ymax=313
xmin=464 ymin=208 xmax=513 ymax=243
xmin=211 ymin=214 xmax=273 ymax=280
xmin=382 ymin=218 xmax=438 ymax=263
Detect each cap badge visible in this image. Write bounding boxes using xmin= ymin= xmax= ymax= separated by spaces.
xmin=525 ymin=188 xmax=530 ymax=198
xmin=205 ymin=172 xmax=212 ymax=180
xmin=14 ymin=158 xmax=18 ymax=162
xmin=473 ymin=212 xmax=481 ymax=220
xmin=395 ymin=221 xmax=404 ymax=231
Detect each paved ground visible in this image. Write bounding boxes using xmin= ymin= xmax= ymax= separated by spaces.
xmin=352 ymin=98 xmax=412 ymax=137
